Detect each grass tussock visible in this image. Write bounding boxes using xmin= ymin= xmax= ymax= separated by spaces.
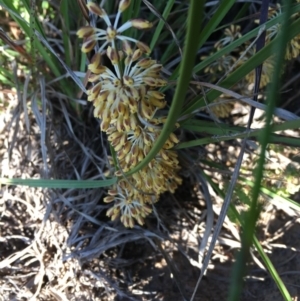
xmin=1 ymin=0 xmax=300 ymax=300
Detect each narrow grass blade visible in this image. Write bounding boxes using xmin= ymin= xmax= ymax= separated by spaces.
xmin=197 ymin=0 xmax=236 ymax=50
xmin=207 ymin=176 xmax=292 ymax=301
xmin=177 ymin=133 xmax=300 ymax=149
xmin=230 ymin=202 xmax=293 ymax=301
xmin=182 ymin=81 xmax=299 ymax=121
xmin=0 ymin=0 xmax=73 ymax=96
xmin=193 ymin=3 xmax=300 ymax=74
xmin=0 ymin=177 xmax=117 ymax=188
xmin=121 ymin=0 xmax=142 ymax=39
xmin=34 ymin=30 xmax=87 ymax=94
xmin=178 ymin=119 xmax=300 ymax=148
xmin=182 ymin=119 xmax=300 ymax=132
xmin=242 ymin=178 xmax=300 ymax=212
xmin=60 ymin=0 xmax=72 ymax=67
xmin=183 ymin=18 xmax=300 ymax=116
xmin=228 ymin=1 xmax=294 ymax=300
xmin=0 ymin=66 xmax=15 ymax=86
xmin=253 ymin=236 xmax=292 ymax=301
xmin=149 ymin=0 xmax=176 ymax=51
xmin=170 ymin=0 xmax=236 ymax=79
xmin=126 ymin=0 xmax=205 ymax=176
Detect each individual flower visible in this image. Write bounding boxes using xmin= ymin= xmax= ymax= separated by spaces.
xmin=214 ymin=25 xmax=242 ymax=49
xmin=237 ymin=45 xmax=275 ymax=88
xmin=202 ymin=53 xmax=236 ymax=75
xmin=285 ymin=35 xmax=300 ymax=60
xmin=263 ymin=3 xmax=300 ymax=60
xmin=201 ymin=25 xmax=241 ymax=81
xmin=209 ymin=96 xmax=233 ymax=118
xmin=245 ymin=55 xmax=274 ymax=88
xmin=264 ymin=4 xmax=282 ymax=41
xmin=77 ymin=1 xmax=152 ymax=53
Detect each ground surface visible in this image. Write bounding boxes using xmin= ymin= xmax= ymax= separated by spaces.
xmin=0 ymin=93 xmax=300 ymax=301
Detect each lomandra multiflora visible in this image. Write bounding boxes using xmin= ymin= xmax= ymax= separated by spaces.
xmin=77 ymin=1 xmax=182 ymax=227
xmin=200 ymin=3 xmax=300 ymax=119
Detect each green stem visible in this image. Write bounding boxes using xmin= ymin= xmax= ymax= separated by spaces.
xmin=126 ymin=0 xmax=205 ymax=176
xmin=228 ymin=1 xmax=294 ymax=300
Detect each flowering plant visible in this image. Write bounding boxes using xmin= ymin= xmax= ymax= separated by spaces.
xmin=77 ymin=0 xmax=182 ymax=227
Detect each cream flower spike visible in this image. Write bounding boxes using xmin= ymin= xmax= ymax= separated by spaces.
xmin=77 ymin=0 xmax=182 ymax=228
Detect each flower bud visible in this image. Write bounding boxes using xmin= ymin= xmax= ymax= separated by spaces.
xmin=106 ymin=206 xmax=119 ymax=220
xmin=77 ymin=26 xmax=94 ymax=38
xmin=123 ymin=40 xmax=133 ymax=56
xmin=89 ymin=65 xmax=107 ymax=75
xmin=116 ymin=116 xmax=125 ymax=132
xmin=93 ymin=102 xmax=105 ymax=117
xmin=108 ymin=131 xmax=123 ymax=141
xmin=121 ymin=215 xmax=134 ymax=228
xmin=137 ymin=149 xmax=144 ymax=161
xmin=123 ymin=116 xmax=131 ymax=131
xmin=130 ymin=114 xmax=138 ymax=130
xmin=131 ymin=19 xmax=153 ymax=29
xmin=107 ymin=91 xmax=116 ymax=104
xmin=87 ymin=74 xmax=99 ymax=83
xmin=88 ymin=53 xmax=105 ymax=74
xmin=81 ymin=38 xmax=96 ymax=53
xmin=137 ymin=58 xmax=153 ymax=68
xmin=124 ymin=152 xmax=132 ymax=164
xmin=169 ymin=133 xmax=179 ymax=144
xmin=97 ymin=90 xmax=109 ymax=103
xmin=136 ymin=41 xmax=151 ymax=55
xmin=123 ymin=75 xmax=134 ymax=86
xmin=128 ymin=97 xmax=138 ymax=114
xmin=163 ymin=140 xmax=174 ymax=150
xmin=107 ymin=46 xmax=119 ymax=64
xmin=132 ymin=48 xmax=142 ymax=61
xmin=108 ymin=189 xmax=118 ymax=196
xmin=87 ymin=2 xmax=106 ymax=17
xmin=147 ymin=90 xmax=165 ymax=99
xmin=104 ymin=196 xmax=115 ymax=203
xmin=142 ymin=132 xmax=152 ymax=146
xmin=148 ymin=96 xmax=166 ymax=109
xmin=114 ymin=138 xmax=125 ymax=151
xmin=118 ymin=0 xmax=131 ymax=13
xmin=115 ymin=170 xmax=123 ymax=177
xmin=89 ymin=82 xmax=102 ymax=100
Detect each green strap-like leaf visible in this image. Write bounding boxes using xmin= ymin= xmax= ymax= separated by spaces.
xmin=183 ymin=17 xmax=300 ymax=117
xmin=149 ymin=0 xmax=176 ymax=51
xmin=0 ymin=177 xmax=117 ymax=188
xmin=125 ymin=0 xmax=205 ymax=176
xmin=177 ymin=119 xmax=300 ymax=148
xmin=170 ymin=0 xmax=236 ymax=80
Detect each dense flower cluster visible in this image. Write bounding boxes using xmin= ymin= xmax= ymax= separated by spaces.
xmin=266 ymin=3 xmax=300 ymax=60
xmin=77 ymin=1 xmax=182 ymax=227
xmin=200 ymin=5 xmax=300 ymax=118
xmin=240 ymin=46 xmax=275 ymax=89
xmin=200 ymin=25 xmax=242 ymax=117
